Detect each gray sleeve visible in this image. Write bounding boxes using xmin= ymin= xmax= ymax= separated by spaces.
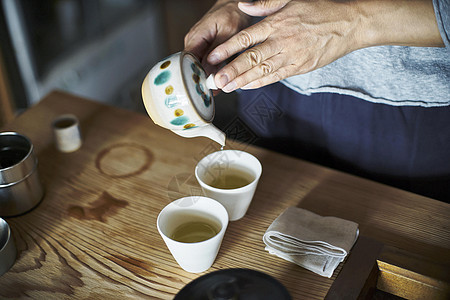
xmin=433 ymin=0 xmax=450 ymax=48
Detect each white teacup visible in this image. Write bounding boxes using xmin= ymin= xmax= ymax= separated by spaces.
xmin=195 ymin=150 xmax=262 ymax=221
xmin=157 ymin=196 xmax=229 ymax=273
xmin=142 ymin=51 xmax=225 ymax=146
xmin=52 ymin=114 xmax=82 ymax=153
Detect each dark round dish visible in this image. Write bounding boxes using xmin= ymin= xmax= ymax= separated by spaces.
xmin=175 ymin=268 xmax=291 ymax=300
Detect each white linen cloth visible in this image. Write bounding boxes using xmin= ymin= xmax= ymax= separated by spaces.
xmin=263 ymin=207 xmax=359 ymax=278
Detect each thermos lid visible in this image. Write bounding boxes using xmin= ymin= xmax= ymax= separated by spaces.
xmin=0 ymin=218 xmax=17 ymax=276
xmin=0 ymin=132 xmax=35 ymax=185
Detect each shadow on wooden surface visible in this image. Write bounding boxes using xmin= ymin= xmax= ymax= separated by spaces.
xmin=325 ymin=236 xmax=450 ymax=300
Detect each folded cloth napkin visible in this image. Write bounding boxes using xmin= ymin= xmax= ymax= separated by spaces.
xmin=263 ymin=207 xmax=359 ymax=278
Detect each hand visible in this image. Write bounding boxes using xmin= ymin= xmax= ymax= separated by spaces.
xmin=184 ymin=0 xmax=251 ymax=75
xmin=209 ymin=0 xmax=444 ymax=93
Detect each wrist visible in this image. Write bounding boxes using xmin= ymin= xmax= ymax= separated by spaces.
xmin=353 ymin=0 xmax=444 ymax=48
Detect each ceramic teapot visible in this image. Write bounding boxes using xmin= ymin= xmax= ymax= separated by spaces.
xmin=141 ymin=51 xmax=225 ymax=146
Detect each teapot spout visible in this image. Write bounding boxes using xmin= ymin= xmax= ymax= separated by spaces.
xmin=171 ymin=124 xmax=225 ymax=146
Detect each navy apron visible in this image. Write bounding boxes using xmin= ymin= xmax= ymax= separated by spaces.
xmin=235 ymin=82 xmax=450 ymax=202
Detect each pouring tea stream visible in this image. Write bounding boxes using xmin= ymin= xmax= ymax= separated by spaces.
xmin=141 ymin=51 xmax=225 ymax=146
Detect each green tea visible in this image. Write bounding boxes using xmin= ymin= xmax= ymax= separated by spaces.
xmin=206 ymin=167 xmax=254 ymax=189
xmin=171 ymin=221 xmax=219 ymax=243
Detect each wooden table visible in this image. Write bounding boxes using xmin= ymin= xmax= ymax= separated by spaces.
xmin=1 ymin=91 xmax=449 ymax=299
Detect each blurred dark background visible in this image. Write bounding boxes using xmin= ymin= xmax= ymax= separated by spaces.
xmin=0 ymin=0 xmax=237 ymax=127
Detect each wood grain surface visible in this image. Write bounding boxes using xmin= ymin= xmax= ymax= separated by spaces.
xmin=0 ymin=91 xmax=449 ymax=299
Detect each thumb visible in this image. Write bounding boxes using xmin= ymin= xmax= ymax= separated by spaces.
xmin=238 ymin=0 xmax=288 ymax=17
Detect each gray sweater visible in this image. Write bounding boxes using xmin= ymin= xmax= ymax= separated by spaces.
xmin=282 ymin=0 xmax=450 ymax=107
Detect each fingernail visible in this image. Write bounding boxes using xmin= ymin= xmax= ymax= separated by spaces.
xmin=241 ymin=82 xmax=255 ymax=89
xmin=208 ymin=53 xmax=221 ymax=64
xmin=222 ymin=81 xmax=237 ymax=93
xmin=217 ymin=74 xmax=229 ymax=88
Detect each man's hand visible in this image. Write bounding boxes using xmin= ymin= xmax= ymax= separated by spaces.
xmin=184 ymin=0 xmax=251 ymax=75
xmin=208 ymin=0 xmax=443 ymax=93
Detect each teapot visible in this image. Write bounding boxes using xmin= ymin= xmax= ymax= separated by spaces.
xmin=141 ymin=51 xmax=225 ymax=146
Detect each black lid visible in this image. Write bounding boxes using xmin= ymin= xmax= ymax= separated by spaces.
xmin=175 ymin=268 xmax=291 ymax=300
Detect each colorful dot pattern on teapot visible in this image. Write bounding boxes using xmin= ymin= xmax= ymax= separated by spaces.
xmin=154 ymin=71 xmax=171 ymax=86
xmin=174 ymin=109 xmax=184 ymax=117
xmin=155 ymin=59 xmax=197 ymax=130
xmin=165 ymin=85 xmax=174 ymax=95
xmin=160 ymin=61 xmax=171 ymax=69
xmin=184 ymin=123 xmax=196 ymax=129
xmin=170 ymin=115 xmax=189 ymax=126
xmin=165 ymin=95 xmax=180 ymax=108
xmin=191 ymin=63 xmax=211 ymax=108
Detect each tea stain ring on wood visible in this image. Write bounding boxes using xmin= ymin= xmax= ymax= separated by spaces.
xmin=95 ymin=143 xmax=153 ymax=178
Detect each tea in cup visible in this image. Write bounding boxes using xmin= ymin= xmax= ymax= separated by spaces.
xmin=157 ymin=196 xmax=228 ymax=273
xmin=195 ymin=150 xmax=262 ymax=221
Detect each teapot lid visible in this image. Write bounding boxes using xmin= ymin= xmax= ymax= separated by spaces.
xmin=181 ymin=52 xmax=215 ymax=123
xmin=174 ymin=268 xmax=291 ymax=300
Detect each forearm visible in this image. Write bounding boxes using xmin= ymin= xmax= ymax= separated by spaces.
xmin=203 ymin=0 xmax=446 ymax=92
xmin=354 ymin=0 xmax=444 ymax=48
